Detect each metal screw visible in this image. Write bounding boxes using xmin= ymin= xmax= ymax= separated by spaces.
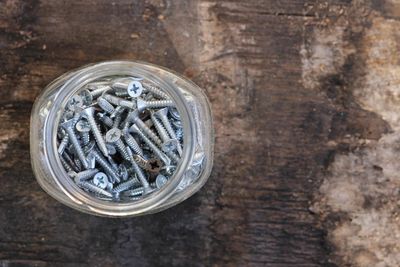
xmin=126 ymin=147 xmax=151 ymax=193
xmin=102 ymin=93 xmax=136 ymax=110
xmin=81 ymin=107 xmax=109 ymax=158
xmin=151 ymin=114 xmax=179 ymax=153
xmin=127 ymin=81 xmax=143 ymax=97
xmin=155 ymin=174 xmax=168 ymax=189
xmin=60 ymin=119 xmax=89 ymax=169
xmin=129 ymin=124 xmax=171 ymax=166
xmin=77 ymin=181 xmax=112 ymax=198
xmin=123 ymin=130 xmax=144 ymax=156
xmin=98 ymin=97 xmax=115 ymax=114
xmin=136 ymin=98 xmax=174 ymax=112
xmin=92 ymin=172 xmax=109 ymax=189
xmin=76 ymin=119 xmax=91 ymax=146
xmin=97 ymin=113 xmax=114 ymax=128
xmin=142 ymin=80 xmax=170 ymax=99
xmin=86 ymin=149 xmax=120 ymax=183
xmin=105 ymin=128 xmax=130 ymax=161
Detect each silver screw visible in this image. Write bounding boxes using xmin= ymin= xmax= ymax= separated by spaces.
xmin=79 ymin=89 xmax=93 ymax=106
xmin=81 ymin=107 xmax=109 ymax=158
xmin=105 ymin=128 xmax=130 ymax=161
xmin=154 ymin=108 xmax=177 ymax=140
xmin=57 ymin=132 xmax=69 ymax=154
xmin=98 ymin=97 xmax=115 ymax=114
xmin=67 ymin=95 xmax=84 ymax=111
xmin=136 ymin=98 xmax=174 ymax=112
xmin=123 ymin=130 xmax=144 ymax=156
xmin=142 ymin=80 xmax=170 ymax=99
xmin=72 ymin=168 xmax=99 ymax=182
xmin=112 ymin=178 xmax=140 ymax=194
xmin=102 ymin=94 xmax=136 ymax=110
xmin=77 ymin=181 xmax=112 ymax=198
xmin=89 ymin=85 xmax=112 ymax=99
xmin=127 ymin=81 xmax=143 ymax=97
xmin=76 ymin=119 xmax=91 ymax=146
xmin=120 ymin=186 xmax=145 ymax=198
xmin=92 ymin=172 xmax=109 ymax=189
xmin=97 ymin=113 xmax=114 ymax=128
xmin=129 ymin=124 xmax=171 ymax=166
xmin=126 ymin=147 xmax=151 ymax=193
xmin=117 ymin=164 xmax=129 ymax=181
xmin=155 ymin=174 xmax=168 ymax=189
xmin=128 ymin=111 xmax=162 ymax=146
xmin=106 ymin=143 xmax=117 ymax=155
xmin=60 ymin=119 xmax=89 ymax=169
xmin=151 ymin=114 xmax=179 ymax=153
xmin=87 ymin=149 xmax=120 ymax=183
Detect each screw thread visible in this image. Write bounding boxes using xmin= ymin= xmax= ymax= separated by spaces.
xmin=159 ymin=114 xmax=177 ymax=139
xmin=121 ymin=186 xmax=145 ymax=197
xmin=98 ymin=97 xmax=115 ymax=114
xmin=135 ymin=118 xmax=162 ymax=146
xmin=124 ymin=133 xmax=143 ymax=156
xmin=86 ymin=114 xmax=109 ymax=157
xmin=89 ymin=85 xmax=111 ymax=98
xmin=115 ymin=139 xmax=130 ymax=161
xmin=115 ymin=91 xmax=129 ymax=97
xmin=112 ymin=178 xmax=140 ymax=193
xmin=78 ymin=181 xmax=112 ymax=198
xmin=98 ymin=114 xmax=114 ymax=128
xmin=76 ymin=168 xmax=99 ymax=181
xmin=103 ymin=94 xmax=135 ymax=109
xmin=145 ymin=99 xmax=174 ymax=109
xmin=60 ymin=155 xmax=75 ymax=173
xmin=92 ymin=150 xmax=120 ymax=183
xmin=151 ymin=115 xmax=170 ymax=142
xmin=64 ymin=127 xmax=88 ymax=169
xmin=74 ymin=157 xmax=83 ymax=171
xmin=57 ymin=133 xmax=69 ymax=154
xmin=80 ymin=132 xmax=90 ymax=146
xmin=113 ymin=115 xmax=122 ymax=128
xmin=142 ymin=81 xmax=170 ymax=99
xmin=130 ymin=159 xmax=150 ymax=189
xmin=134 ymin=128 xmax=170 ymax=166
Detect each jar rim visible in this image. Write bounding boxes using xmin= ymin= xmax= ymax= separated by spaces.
xmin=42 ymin=61 xmax=196 ymax=216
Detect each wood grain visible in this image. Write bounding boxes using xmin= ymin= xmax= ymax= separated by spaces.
xmin=0 ymin=0 xmax=391 ymax=266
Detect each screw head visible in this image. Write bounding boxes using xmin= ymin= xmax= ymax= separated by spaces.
xmin=79 ymin=89 xmax=93 ymax=105
xmin=76 ymin=120 xmax=91 ymax=132
xmin=117 ymin=164 xmax=129 ymax=180
xmin=67 ymin=95 xmax=84 ymax=111
xmin=127 ymin=81 xmax=143 ymax=97
xmin=161 ymin=139 xmax=178 ymax=153
xmin=147 ymin=158 xmax=162 ymax=173
xmin=105 ymin=128 xmax=122 ymax=143
xmin=155 ymin=174 xmax=168 ymax=189
xmin=93 ymin=172 xmax=109 ymax=189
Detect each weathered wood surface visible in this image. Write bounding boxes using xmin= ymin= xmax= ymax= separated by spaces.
xmin=0 ymin=0 xmax=397 ymax=266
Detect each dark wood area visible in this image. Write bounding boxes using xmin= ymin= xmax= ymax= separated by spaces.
xmin=0 ymin=1 xmax=394 ymax=266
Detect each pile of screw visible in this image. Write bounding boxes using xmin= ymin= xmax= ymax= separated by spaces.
xmin=57 ymin=76 xmax=184 ymax=201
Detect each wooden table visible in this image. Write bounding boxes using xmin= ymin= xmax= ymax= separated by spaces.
xmin=0 ymin=1 xmax=396 ymax=266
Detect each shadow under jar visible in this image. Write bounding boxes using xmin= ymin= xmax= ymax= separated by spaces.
xmin=30 ymin=61 xmax=213 ymax=217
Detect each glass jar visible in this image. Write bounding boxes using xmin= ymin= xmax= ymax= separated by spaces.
xmin=30 ymin=61 xmax=214 ymax=217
